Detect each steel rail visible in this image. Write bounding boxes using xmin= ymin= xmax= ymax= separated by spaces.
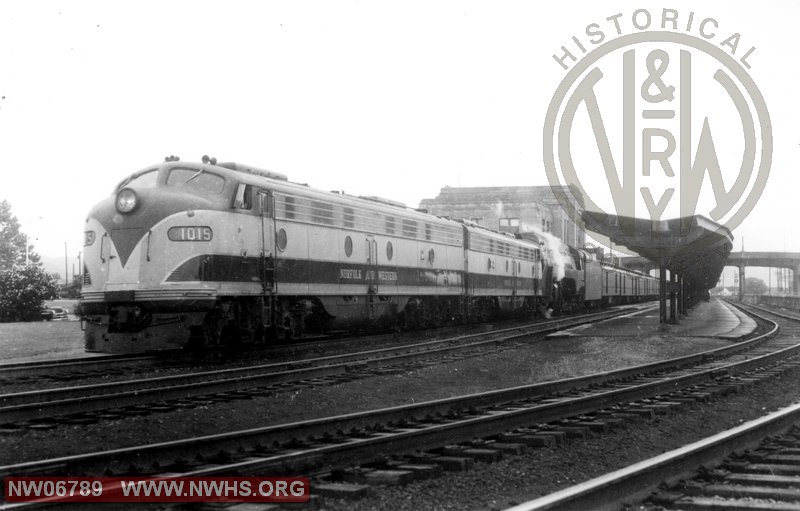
xmin=503 ymin=301 xmax=800 ymax=510
xmin=0 ymin=307 xmax=645 ymax=424
xmin=504 ymin=397 xmax=800 ymax=511
xmin=732 ymin=299 xmax=800 ymax=322
xmin=0 ymin=332 xmax=361 ymax=380
xmin=0 ymin=353 xmax=165 ymax=380
xmin=0 ymin=303 xmax=788 ymax=481
xmin=0 ymin=305 xmax=647 ymax=381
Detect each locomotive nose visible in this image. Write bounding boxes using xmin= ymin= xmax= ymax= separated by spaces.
xmin=89 ymin=187 xmax=217 ymax=268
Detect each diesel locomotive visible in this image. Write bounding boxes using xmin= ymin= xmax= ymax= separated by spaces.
xmin=78 ymin=157 xmax=658 ymax=353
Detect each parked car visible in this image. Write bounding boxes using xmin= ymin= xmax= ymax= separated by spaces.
xmin=41 ymin=306 xmax=69 ymax=321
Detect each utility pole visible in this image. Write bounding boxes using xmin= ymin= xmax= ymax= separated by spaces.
xmin=610 ymin=238 xmax=614 ymax=265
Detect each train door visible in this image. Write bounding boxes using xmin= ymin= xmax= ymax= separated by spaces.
xmin=511 ymin=258 xmax=519 ymax=296
xmin=366 ymin=235 xmax=378 ymax=318
xmin=257 ymin=190 xmax=276 ymax=330
xmin=462 ymin=226 xmax=471 ymax=318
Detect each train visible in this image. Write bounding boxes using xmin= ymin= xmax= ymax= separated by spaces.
xmin=78 ymin=157 xmax=659 ymax=353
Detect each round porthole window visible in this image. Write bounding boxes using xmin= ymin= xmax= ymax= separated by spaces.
xmin=277 ymin=228 xmax=287 ymax=251
xmin=386 ymin=241 xmax=393 ymax=261
xmin=428 ymin=248 xmax=435 ymax=264
xmin=345 ymin=236 xmax=353 ymax=257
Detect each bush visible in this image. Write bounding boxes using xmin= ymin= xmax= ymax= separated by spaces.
xmin=0 ymin=265 xmax=60 ymax=322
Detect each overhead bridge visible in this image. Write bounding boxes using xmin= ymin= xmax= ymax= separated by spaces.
xmin=726 ymin=252 xmax=800 ymax=296
xmin=620 ymin=251 xmax=800 ymax=298
xmin=585 ymin=213 xmax=733 ymax=324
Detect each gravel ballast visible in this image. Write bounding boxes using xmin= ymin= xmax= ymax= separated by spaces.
xmin=2 ymin=333 xmax=731 ymax=464
xmin=323 ymin=365 xmax=800 ymax=511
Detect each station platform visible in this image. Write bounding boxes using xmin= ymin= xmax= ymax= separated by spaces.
xmin=549 ymin=298 xmax=757 ymax=341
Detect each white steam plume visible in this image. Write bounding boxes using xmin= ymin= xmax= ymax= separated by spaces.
xmin=519 ymin=223 xmax=571 ymax=281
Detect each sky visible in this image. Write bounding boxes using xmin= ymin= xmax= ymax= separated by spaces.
xmin=0 ymin=1 xmax=796 ymax=285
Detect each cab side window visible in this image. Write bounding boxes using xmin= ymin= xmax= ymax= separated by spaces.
xmin=233 ymin=184 xmax=253 ymax=210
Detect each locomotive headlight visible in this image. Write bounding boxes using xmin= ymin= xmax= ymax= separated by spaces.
xmin=115 ymin=188 xmax=139 ymax=214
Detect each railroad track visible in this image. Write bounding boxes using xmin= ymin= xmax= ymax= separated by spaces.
xmin=0 ymin=332 xmax=352 ymax=383
xmin=2 ymin=301 xmax=796 ymax=505
xmin=505 ymin=402 xmax=800 ymax=511
xmin=0 ymin=306 xmax=648 ymax=385
xmin=0 ymin=353 xmax=169 ymax=381
xmin=505 ymin=300 xmax=800 ymax=511
xmin=0 ymin=306 xmax=648 ymax=429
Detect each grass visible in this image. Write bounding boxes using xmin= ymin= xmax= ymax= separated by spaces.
xmin=0 ymin=310 xmax=86 ymax=364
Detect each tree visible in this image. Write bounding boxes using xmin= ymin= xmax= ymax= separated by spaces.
xmin=0 ymin=264 xmax=59 ymax=321
xmin=0 ymin=200 xmax=40 ymax=271
xmin=0 ymin=200 xmax=55 ymax=322
xmin=744 ymin=277 xmax=768 ymax=295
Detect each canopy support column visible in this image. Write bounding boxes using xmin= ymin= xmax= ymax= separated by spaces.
xmin=679 ymin=276 xmax=687 ymax=315
xmin=738 ymin=266 xmax=746 ymax=301
xmin=659 ymin=264 xmax=667 ymax=324
xmin=669 ymin=271 xmax=677 ymax=323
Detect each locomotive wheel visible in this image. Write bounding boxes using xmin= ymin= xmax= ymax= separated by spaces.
xmin=480 ymin=300 xmax=491 ymax=322
xmin=195 ymin=307 xmax=236 ymax=347
xmin=252 ymin=324 xmax=263 ymax=344
xmin=415 ymin=301 xmax=430 ymax=329
xmin=399 ymin=300 xmax=420 ymax=330
xmin=222 ymin=324 xmax=239 ymax=345
xmin=258 ymin=324 xmax=280 ymax=344
xmin=202 ymin=313 xmax=224 ymax=346
xmin=187 ymin=314 xmax=222 ymax=350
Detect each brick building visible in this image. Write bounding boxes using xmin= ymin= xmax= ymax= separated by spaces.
xmin=418 ymin=185 xmax=585 ymax=247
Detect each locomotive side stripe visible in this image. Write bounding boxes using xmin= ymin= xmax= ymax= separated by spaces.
xmin=165 ymin=254 xmax=541 ymax=293
xmin=165 ymin=255 xmax=462 ymax=286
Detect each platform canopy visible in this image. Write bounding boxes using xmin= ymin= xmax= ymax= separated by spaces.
xmin=583 ymin=212 xmax=734 ymax=292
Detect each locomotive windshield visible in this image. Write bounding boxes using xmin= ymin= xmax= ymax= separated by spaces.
xmin=116 ymin=168 xmax=158 ymax=191
xmin=166 ymin=168 xmax=225 ymax=194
